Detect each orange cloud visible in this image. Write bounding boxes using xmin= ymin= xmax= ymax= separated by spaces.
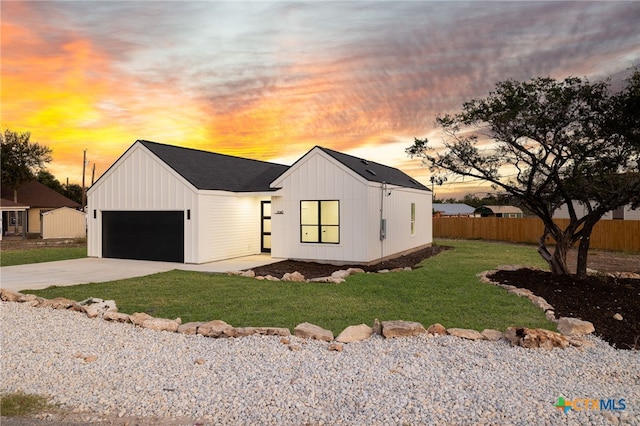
xmin=1 ymin=5 xmax=213 ymax=184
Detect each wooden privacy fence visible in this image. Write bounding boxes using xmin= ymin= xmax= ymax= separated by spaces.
xmin=433 ymin=217 xmax=640 ymax=252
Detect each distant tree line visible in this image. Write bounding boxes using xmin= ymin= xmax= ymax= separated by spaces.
xmin=1 ymin=129 xmax=83 ymax=205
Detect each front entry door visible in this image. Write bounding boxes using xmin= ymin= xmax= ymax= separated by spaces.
xmin=261 ymin=201 xmax=271 ymax=252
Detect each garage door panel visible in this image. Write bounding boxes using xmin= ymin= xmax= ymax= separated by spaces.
xmin=102 ymin=211 xmax=184 ymax=262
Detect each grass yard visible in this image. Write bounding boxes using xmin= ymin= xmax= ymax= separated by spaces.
xmin=0 ymin=247 xmax=87 ymax=267
xmin=25 ymin=240 xmax=554 ymax=334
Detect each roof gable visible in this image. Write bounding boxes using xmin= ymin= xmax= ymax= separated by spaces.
xmin=138 ymin=140 xmax=289 ymax=192
xmin=1 ymin=180 xmax=80 ymax=208
xmin=316 ymin=147 xmax=429 ymax=190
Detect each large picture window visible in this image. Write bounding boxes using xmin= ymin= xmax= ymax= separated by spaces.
xmin=301 ymin=200 xmax=339 ymax=243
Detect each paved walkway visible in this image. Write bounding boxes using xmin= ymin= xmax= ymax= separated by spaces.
xmin=0 ymin=255 xmax=282 ymax=292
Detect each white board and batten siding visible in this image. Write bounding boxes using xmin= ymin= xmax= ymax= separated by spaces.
xmin=87 ymin=143 xmax=198 ymax=262
xmin=196 ymin=192 xmax=270 ymax=263
xmin=270 ymin=148 xmax=432 ymax=264
xmin=41 ymin=207 xmax=86 ymax=239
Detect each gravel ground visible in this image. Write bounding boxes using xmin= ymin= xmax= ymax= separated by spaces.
xmin=1 ymin=301 xmax=639 ymax=425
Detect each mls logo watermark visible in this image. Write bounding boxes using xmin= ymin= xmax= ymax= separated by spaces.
xmin=554 ymin=396 xmax=627 ymax=414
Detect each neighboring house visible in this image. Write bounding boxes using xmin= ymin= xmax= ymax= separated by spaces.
xmin=0 ymin=198 xmax=30 ymax=239
xmin=474 ymin=205 xmax=524 ymax=218
xmin=87 ymin=140 xmax=432 ymax=264
xmin=553 ymin=201 xmax=640 ymax=220
xmin=1 ymin=180 xmax=81 ymax=236
xmin=433 ymin=203 xmax=475 ymax=217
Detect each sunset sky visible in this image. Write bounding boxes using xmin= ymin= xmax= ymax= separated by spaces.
xmin=2 ymin=1 xmax=639 ymax=198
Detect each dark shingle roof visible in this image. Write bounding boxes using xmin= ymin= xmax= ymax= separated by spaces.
xmin=317 ymin=147 xmax=430 ymax=191
xmin=0 ymin=180 xmax=80 ymax=208
xmin=139 ymin=140 xmax=288 ymax=192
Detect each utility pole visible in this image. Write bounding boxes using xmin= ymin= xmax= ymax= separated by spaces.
xmin=81 ymin=149 xmax=87 ymax=211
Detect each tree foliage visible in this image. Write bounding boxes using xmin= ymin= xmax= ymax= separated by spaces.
xmin=407 ymin=69 xmax=640 ymax=278
xmin=1 ymin=129 xmax=52 ymax=201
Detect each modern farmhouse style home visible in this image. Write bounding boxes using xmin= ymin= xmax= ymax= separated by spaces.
xmin=87 ymin=140 xmax=432 ymax=264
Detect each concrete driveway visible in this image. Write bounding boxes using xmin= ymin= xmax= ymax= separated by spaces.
xmin=0 ymin=255 xmax=282 ymax=292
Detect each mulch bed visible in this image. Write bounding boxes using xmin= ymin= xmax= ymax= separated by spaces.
xmin=489 ymin=269 xmax=640 ymax=350
xmin=252 ymin=244 xmax=640 ymax=350
xmin=251 ymin=245 xmax=449 ymax=279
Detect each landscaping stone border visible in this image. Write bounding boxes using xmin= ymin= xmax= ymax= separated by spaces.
xmin=0 ymin=263 xmax=597 ymax=351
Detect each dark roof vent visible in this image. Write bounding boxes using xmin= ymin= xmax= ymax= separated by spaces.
xmin=361 ymin=159 xmax=369 ymax=165
xmin=366 ymin=169 xmax=377 ymax=176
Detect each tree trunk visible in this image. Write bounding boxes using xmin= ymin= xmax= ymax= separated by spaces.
xmin=537 ymin=228 xmax=571 ymax=276
xmin=13 ymin=188 xmax=17 ymax=203
xmin=575 ymin=224 xmax=595 ymax=280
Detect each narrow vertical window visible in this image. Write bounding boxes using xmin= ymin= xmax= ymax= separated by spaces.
xmin=410 ymin=202 xmax=416 ymax=236
xmin=300 ymin=200 xmax=339 ymax=243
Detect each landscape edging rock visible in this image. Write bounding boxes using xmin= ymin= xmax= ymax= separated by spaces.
xmin=477 ymin=266 xmax=596 ymax=342
xmin=0 ymin=281 xmax=591 ymax=351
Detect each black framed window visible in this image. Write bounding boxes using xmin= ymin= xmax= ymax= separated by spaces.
xmin=300 ymin=200 xmax=339 ymax=243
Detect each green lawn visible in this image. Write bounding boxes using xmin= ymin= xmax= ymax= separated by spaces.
xmin=25 ymin=240 xmax=554 ymax=334
xmin=0 ymin=247 xmax=87 ymax=267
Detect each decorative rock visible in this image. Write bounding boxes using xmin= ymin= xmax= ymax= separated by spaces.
xmin=557 ymin=317 xmax=595 ymax=336
xmin=140 ymin=317 xmax=180 ymax=333
xmin=0 ymin=288 xmax=23 ymax=302
xmin=328 ymin=343 xmax=344 ymax=352
xmin=294 ymin=322 xmax=334 ymax=341
xmin=288 ymin=344 xmax=302 ymax=351
xmin=39 ymin=297 xmax=81 ymax=310
xmin=83 ymin=355 xmax=98 ymax=363
xmin=481 ymin=329 xmax=504 ymax=341
xmin=80 ymin=298 xmax=117 ymax=319
xmin=529 ymin=296 xmax=554 ymax=312
xmin=241 ymin=270 xmax=256 ymax=278
xmin=102 ymin=311 xmax=131 ymax=323
xmin=346 ymin=268 xmax=365 ymax=275
xmin=198 ymin=320 xmax=234 ymax=338
xmin=243 ymin=326 xmax=291 ymax=336
xmin=280 ymin=337 xmax=291 ymax=345
xmin=309 ymin=276 xmax=345 ymax=284
xmin=381 ymin=320 xmax=426 ymax=338
xmin=613 ymin=313 xmax=623 ymax=321
xmin=18 ymin=294 xmax=46 ymax=307
xmin=177 ymin=322 xmax=203 ymax=335
xmin=129 ymin=312 xmax=153 ymax=326
xmin=447 ymin=328 xmax=485 ymax=340
xmin=568 ymin=337 xmax=596 ymax=348
xmin=265 ymin=275 xmax=280 ymax=281
xmin=335 ymin=324 xmax=373 ymax=343
xmin=194 ymin=358 xmax=205 ymax=365
xmin=372 ymin=318 xmax=382 ymax=335
xmin=504 ymin=327 xmax=569 ymax=350
xmin=390 ymin=267 xmax=404 ymax=273
xmin=426 ymin=323 xmax=447 ymax=336
xmin=331 ymin=270 xmax=351 ymax=280
xmin=377 ymin=269 xmax=390 ymax=274
xmin=282 ymin=271 xmax=305 ymax=282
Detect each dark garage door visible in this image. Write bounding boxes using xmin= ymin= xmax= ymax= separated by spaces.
xmin=102 ymin=211 xmax=184 ymax=262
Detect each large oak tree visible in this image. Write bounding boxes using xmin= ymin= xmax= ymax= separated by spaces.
xmin=407 ymin=69 xmax=640 ymax=278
